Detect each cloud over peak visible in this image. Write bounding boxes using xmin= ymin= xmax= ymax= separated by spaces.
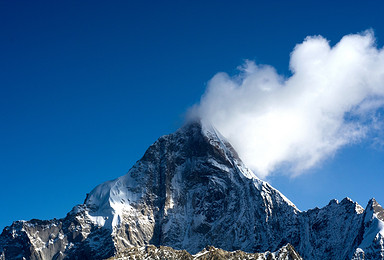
xmin=190 ymin=31 xmax=384 ymax=178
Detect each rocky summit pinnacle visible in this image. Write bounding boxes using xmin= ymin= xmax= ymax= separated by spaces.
xmin=0 ymin=121 xmax=383 ymax=259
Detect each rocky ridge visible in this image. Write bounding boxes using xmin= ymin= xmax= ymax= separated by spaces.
xmin=106 ymin=243 xmax=302 ymax=260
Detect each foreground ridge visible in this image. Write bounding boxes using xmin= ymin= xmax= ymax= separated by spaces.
xmin=107 ymin=243 xmax=302 ymax=260
xmin=0 ymin=121 xmax=383 ymax=259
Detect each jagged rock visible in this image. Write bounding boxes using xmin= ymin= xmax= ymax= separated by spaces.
xmin=351 ymin=199 xmax=384 ymax=260
xmin=0 ymin=121 xmax=383 ymax=259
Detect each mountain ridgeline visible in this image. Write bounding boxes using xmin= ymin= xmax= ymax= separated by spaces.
xmin=0 ymin=122 xmax=383 ymax=259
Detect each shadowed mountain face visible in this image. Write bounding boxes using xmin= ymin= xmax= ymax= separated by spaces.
xmin=0 ymin=121 xmax=383 ymax=259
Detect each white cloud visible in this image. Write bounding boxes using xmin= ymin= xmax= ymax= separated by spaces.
xmin=190 ymin=30 xmax=384 ymax=178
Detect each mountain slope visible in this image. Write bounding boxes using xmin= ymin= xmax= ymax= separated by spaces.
xmin=0 ymin=121 xmax=383 ymax=259
xmin=296 ymin=198 xmax=365 ymax=259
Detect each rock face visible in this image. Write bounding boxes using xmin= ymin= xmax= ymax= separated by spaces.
xmin=0 ymin=121 xmax=383 ymax=259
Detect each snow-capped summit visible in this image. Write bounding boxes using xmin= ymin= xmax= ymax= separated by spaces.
xmin=82 ymin=121 xmax=299 ymax=253
xmin=0 ymin=121 xmax=383 ymax=259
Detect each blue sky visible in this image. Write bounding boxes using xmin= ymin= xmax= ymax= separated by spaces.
xmin=1 ymin=0 xmax=384 ymax=230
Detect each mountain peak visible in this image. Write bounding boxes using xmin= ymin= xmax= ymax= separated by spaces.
xmin=81 ymin=121 xmax=299 ymax=253
xmin=366 ymin=198 xmax=384 ymax=222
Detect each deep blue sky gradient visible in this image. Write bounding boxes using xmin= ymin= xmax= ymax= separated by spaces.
xmin=1 ymin=0 xmax=384 ymax=230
